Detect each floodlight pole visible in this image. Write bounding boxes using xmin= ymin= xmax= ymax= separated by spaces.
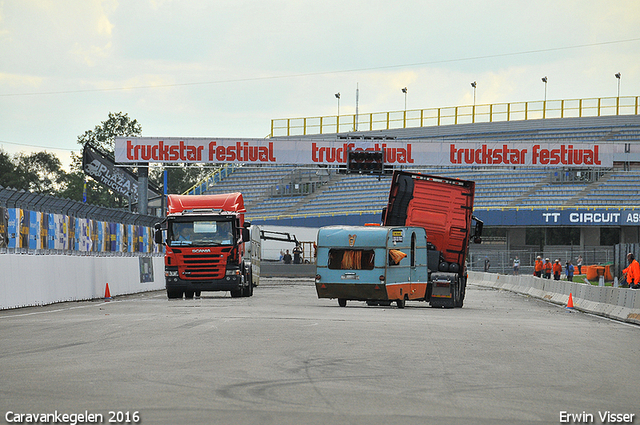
xmin=471 ymin=82 xmax=477 ymax=123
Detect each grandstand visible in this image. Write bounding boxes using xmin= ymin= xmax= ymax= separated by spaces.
xmin=204 ymin=165 xmax=640 ymax=220
xmin=198 ymin=114 xmax=640 ymax=220
xmin=189 ymin=108 xmax=640 ymax=270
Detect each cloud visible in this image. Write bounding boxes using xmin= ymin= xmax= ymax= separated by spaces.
xmin=0 ymin=72 xmax=43 ymax=88
xmin=1 ymin=0 xmax=639 ymax=165
xmin=72 ymin=41 xmax=113 ymax=67
xmin=0 ymin=0 xmax=116 ymax=74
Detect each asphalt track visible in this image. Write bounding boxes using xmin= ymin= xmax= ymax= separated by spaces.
xmin=0 ymin=278 xmax=638 ymax=425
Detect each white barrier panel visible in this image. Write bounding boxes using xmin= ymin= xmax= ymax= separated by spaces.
xmin=468 ymin=271 xmax=640 ymax=325
xmin=0 ymin=254 xmax=165 ymax=310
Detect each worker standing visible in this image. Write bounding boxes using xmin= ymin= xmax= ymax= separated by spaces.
xmin=543 ymin=258 xmax=552 ymax=279
xmin=566 ymin=261 xmax=575 ymax=282
xmin=553 ymin=259 xmax=562 ymax=280
xmin=293 ymin=244 xmax=303 ymax=264
xmin=534 ymin=256 xmax=543 ymax=278
xmin=623 ymin=253 xmax=640 ymax=289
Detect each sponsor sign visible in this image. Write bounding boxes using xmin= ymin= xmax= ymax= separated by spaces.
xmin=115 ymin=137 xmax=614 ymax=167
xmin=83 ymin=144 xmax=140 ymax=201
xmin=139 ymin=257 xmax=154 ymax=283
xmin=474 ymin=208 xmax=640 ymax=227
xmin=0 ymin=207 xmax=7 ymax=248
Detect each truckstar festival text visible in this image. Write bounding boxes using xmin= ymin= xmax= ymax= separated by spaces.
xmin=115 ymin=137 xmax=613 ymax=168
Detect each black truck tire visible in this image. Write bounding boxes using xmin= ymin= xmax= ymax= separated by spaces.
xmin=167 ymin=287 xmax=183 ymax=299
xmin=455 ymin=276 xmax=466 ymax=308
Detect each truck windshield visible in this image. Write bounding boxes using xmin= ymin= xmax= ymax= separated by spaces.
xmin=328 ymin=249 xmax=375 ymax=270
xmin=169 ymin=220 xmax=234 ymax=247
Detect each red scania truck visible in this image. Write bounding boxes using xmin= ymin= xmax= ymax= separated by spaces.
xmin=154 ymin=193 xmax=259 ymax=299
xmin=382 ymin=170 xmax=483 ymax=307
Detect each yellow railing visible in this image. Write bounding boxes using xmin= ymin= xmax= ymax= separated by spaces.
xmin=270 ymin=95 xmax=640 ymax=137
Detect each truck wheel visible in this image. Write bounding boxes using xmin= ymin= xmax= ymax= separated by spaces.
xmin=185 ymin=290 xmax=194 ymax=299
xmin=456 ymin=282 xmax=466 ymax=308
xmin=230 ymin=289 xmax=242 ymax=298
xmin=243 ymin=282 xmax=253 ymax=297
xmin=396 ymin=298 xmax=406 ymax=309
xmin=338 ymin=298 xmax=347 ymax=307
xmin=167 ymin=288 xmax=183 ymax=299
xmin=454 ymin=276 xmax=466 ymax=308
xmin=243 ymin=270 xmax=254 ymax=297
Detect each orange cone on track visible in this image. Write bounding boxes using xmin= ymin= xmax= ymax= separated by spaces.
xmin=105 ymin=283 xmax=112 ymax=300
xmin=566 ymin=292 xmax=574 ymax=309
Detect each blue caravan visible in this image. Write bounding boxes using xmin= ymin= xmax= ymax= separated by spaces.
xmin=315 ymin=225 xmax=450 ymax=308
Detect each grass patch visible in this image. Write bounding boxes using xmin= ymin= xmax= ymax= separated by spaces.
xmin=569 ymin=274 xmax=619 ymax=286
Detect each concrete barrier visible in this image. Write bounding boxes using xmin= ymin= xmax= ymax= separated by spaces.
xmin=261 ymin=262 xmax=316 ymax=278
xmin=0 ymin=254 xmax=165 ymax=310
xmin=469 ymin=271 xmax=640 ymax=325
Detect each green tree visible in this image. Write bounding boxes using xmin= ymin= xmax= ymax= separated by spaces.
xmin=16 ymin=151 xmax=66 ymax=195
xmin=77 ymin=111 xmax=142 ymax=154
xmin=149 ymin=163 xmax=210 ymax=195
xmin=0 ymin=149 xmax=22 ymax=189
xmin=0 ymin=149 xmax=67 ymax=195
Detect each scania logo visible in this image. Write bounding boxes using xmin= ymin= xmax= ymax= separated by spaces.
xmin=192 ymin=249 xmax=211 ymax=253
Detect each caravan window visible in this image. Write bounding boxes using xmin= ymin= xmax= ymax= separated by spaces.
xmin=328 ymin=249 xmax=375 ymax=270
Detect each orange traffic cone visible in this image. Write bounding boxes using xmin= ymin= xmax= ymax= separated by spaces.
xmin=105 ymin=283 xmax=112 ymax=300
xmin=566 ymin=292 xmax=574 ymax=309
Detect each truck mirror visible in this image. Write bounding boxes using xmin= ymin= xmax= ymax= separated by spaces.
xmin=242 ymin=228 xmax=250 ymax=242
xmin=154 ymin=228 xmax=163 ymax=244
xmin=471 ymin=215 xmax=484 ymax=243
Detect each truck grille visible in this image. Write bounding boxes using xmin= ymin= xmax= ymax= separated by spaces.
xmin=181 ymin=252 xmax=226 ymax=280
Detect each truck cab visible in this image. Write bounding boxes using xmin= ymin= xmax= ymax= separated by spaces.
xmin=155 ymin=193 xmax=259 ymax=299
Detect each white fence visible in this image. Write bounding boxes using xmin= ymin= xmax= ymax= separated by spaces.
xmin=0 ymin=254 xmax=164 ymax=310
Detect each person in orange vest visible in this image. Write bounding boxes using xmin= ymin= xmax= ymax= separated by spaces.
xmin=623 ymin=253 xmax=640 ymax=289
xmin=543 ymin=258 xmax=552 ymax=279
xmin=553 ymin=259 xmax=562 ymax=280
xmin=534 ymin=256 xmax=543 ymax=278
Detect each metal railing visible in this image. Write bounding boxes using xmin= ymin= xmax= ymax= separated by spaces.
xmin=0 ymin=186 xmax=161 ymax=255
xmin=183 ymin=164 xmax=238 ymax=195
xmin=0 ymin=186 xmax=158 ymax=226
xmin=468 ymin=247 xmax=615 ymax=276
xmin=271 ymin=95 xmax=640 ymax=137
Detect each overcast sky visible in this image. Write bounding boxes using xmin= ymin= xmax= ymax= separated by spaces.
xmin=1 ymin=0 xmax=639 ymax=169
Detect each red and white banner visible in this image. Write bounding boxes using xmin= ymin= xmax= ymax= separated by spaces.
xmin=115 ymin=137 xmax=614 ymax=167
